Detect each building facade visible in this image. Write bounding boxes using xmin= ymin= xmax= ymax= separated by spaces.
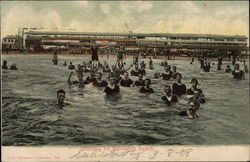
xmin=2 ymin=35 xmax=23 ymax=51
xmin=23 ymin=31 xmax=249 ymax=56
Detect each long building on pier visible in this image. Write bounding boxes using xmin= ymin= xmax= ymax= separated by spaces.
xmin=3 ymin=31 xmax=249 ymax=56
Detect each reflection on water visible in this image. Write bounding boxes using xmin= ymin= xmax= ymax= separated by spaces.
xmin=2 ymin=55 xmax=249 ymax=145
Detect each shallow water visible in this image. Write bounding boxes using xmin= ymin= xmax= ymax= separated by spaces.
xmin=2 ymin=54 xmax=249 ymax=145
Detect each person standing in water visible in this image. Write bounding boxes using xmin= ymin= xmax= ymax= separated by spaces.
xmin=134 ymin=73 xmax=145 ymax=87
xmin=93 ymin=72 xmax=108 ymax=88
xmin=232 ymin=64 xmax=245 ymax=79
xmin=149 ymin=57 xmax=153 ymax=69
xmin=117 ymin=46 xmax=124 ymax=70
xmin=187 ymin=78 xmax=205 ymax=103
xmin=225 ymin=65 xmax=232 ymax=73
xmin=2 ymin=60 xmax=8 ymax=69
xmin=104 ymin=74 xmax=120 ymax=96
xmin=161 ymin=65 xmax=173 ymax=80
xmin=172 ymin=73 xmax=186 ymax=97
xmin=139 ymin=78 xmax=154 ymax=94
xmin=119 ymin=71 xmax=133 ymax=87
xmin=52 ymin=51 xmax=58 ymax=65
xmin=67 ymin=71 xmax=85 ymax=88
xmin=162 ymin=85 xmax=178 ymax=106
xmin=83 ymin=44 xmax=108 ymax=68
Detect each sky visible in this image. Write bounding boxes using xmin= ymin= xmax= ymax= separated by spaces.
xmin=1 ymin=1 xmax=249 ymax=38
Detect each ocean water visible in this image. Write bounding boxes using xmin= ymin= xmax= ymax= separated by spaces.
xmin=2 ymin=54 xmax=249 ymax=146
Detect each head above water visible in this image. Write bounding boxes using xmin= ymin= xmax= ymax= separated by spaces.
xmin=188 ymin=100 xmax=200 ymax=112
xmin=3 ymin=60 xmax=7 ymax=65
xmin=164 ymin=85 xmax=172 ymax=94
xmin=176 ymin=73 xmax=182 ymax=82
xmin=191 ymin=78 xmax=198 ymax=87
xmin=234 ymin=63 xmax=240 ymax=70
xmin=144 ymin=78 xmax=151 ymax=86
xmin=57 ymin=89 xmax=65 ymax=104
xmin=138 ymin=73 xmax=143 ymax=80
xmin=172 ymin=66 xmax=177 ymax=71
xmin=96 ymin=72 xmax=102 ymax=79
xmin=108 ymin=74 xmax=116 ymax=84
xmin=123 ymin=71 xmax=129 ymax=79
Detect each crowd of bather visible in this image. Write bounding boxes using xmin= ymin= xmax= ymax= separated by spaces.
xmin=2 ymin=45 xmax=248 ymax=119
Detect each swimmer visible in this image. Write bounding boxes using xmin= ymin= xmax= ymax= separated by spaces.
xmin=218 ymin=56 xmax=223 ymax=66
xmin=119 ymin=71 xmax=133 ymax=87
xmin=103 ymin=64 xmax=111 ymax=73
xmin=199 ymin=56 xmax=205 ymax=69
xmin=133 ymin=53 xmax=139 ymax=65
xmin=217 ymin=64 xmax=221 ymax=70
xmin=140 ymin=61 xmax=146 ymax=69
xmin=162 ymin=85 xmax=178 ymax=106
xmin=2 ymin=60 xmax=8 ymax=69
xmin=190 ymin=57 xmax=194 ymax=64
xmin=172 ymin=66 xmax=177 ymax=79
xmin=84 ymin=71 xmax=97 ymax=85
xmin=117 ymin=46 xmax=124 ymax=70
xmin=149 ymin=57 xmax=153 ymax=69
xmin=172 ymin=73 xmax=186 ymax=97
xmin=68 ymin=62 xmax=75 ymax=71
xmin=225 ymin=65 xmax=232 ymax=73
xmin=161 ymin=65 xmax=173 ymax=80
xmin=154 ymin=73 xmax=161 ymax=79
xmin=10 ymin=64 xmax=18 ymax=70
xmin=139 ymin=78 xmax=154 ymax=94
xmin=203 ymin=62 xmax=210 ymax=72
xmin=103 ymin=74 xmax=120 ymax=96
xmin=232 ymin=64 xmax=245 ymax=79
xmin=191 ymin=90 xmax=206 ymax=104
xmin=138 ymin=66 xmax=146 ymax=76
xmin=67 ymin=71 xmax=85 ymax=88
xmin=63 ymin=61 xmax=67 ymax=66
xmin=52 ymin=51 xmax=58 ymax=65
xmin=130 ymin=64 xmax=140 ymax=76
xmin=82 ymin=44 xmax=108 ymax=68
xmin=56 ymin=89 xmax=67 ymax=108
xmin=134 ymin=73 xmax=145 ymax=87
xmin=244 ymin=65 xmax=248 ymax=73
xmin=187 ymin=78 xmax=205 ymax=102
xmin=178 ymin=100 xmax=200 ymax=119
xmin=93 ymin=72 xmax=108 ymax=88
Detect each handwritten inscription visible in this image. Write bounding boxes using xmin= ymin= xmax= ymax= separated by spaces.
xmin=70 ymin=147 xmax=193 ymax=160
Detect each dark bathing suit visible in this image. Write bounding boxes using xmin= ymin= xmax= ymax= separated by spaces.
xmin=187 ymin=88 xmax=203 ymax=95
xmin=134 ymin=80 xmax=145 ymax=86
xmin=172 ymin=83 xmax=186 ymax=96
xmin=120 ymin=79 xmax=133 ymax=87
xmin=140 ymin=87 xmax=154 ymax=94
xmin=162 ymin=95 xmax=178 ymax=106
xmin=187 ymin=88 xmax=206 ymax=103
xmin=93 ymin=80 xmax=108 ymax=87
xmin=91 ymin=47 xmax=99 ymax=61
xmin=232 ymin=70 xmax=244 ymax=79
xmin=161 ymin=72 xmax=173 ymax=80
xmin=139 ymin=69 xmax=146 ymax=75
xmin=178 ymin=110 xmax=188 ymax=116
xmin=131 ymin=70 xmax=140 ymax=76
xmin=104 ymin=85 xmax=120 ymax=95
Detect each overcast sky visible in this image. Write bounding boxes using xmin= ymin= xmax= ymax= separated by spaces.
xmin=1 ymin=1 xmax=249 ymax=38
